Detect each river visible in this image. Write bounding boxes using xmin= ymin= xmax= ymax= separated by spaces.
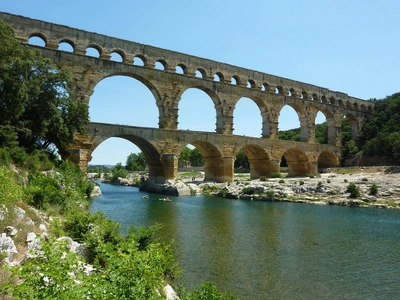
xmin=90 ymin=182 xmax=400 ymax=299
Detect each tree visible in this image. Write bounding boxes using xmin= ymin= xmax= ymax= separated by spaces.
xmin=234 ymin=149 xmax=249 ymax=169
xmin=189 ymin=148 xmax=203 ymax=166
xmin=0 ymin=19 xmax=88 ymax=154
xmin=126 ymin=152 xmax=147 ymax=171
xmin=179 ymin=147 xmax=192 ymax=167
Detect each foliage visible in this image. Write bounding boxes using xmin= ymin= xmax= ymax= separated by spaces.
xmin=87 ymin=164 xmax=111 ymax=174
xmin=178 ymin=147 xmax=204 ymax=167
xmin=342 ymin=140 xmax=359 ymax=159
xmin=369 ymin=183 xmax=378 ymax=195
xmin=358 ymin=93 xmax=400 ymax=161
xmin=278 ymin=127 xmax=300 ymax=141
xmin=0 ymin=166 xmax=24 ymax=205
xmin=234 ymin=149 xmax=249 ymax=169
xmin=178 ymin=282 xmax=237 ymax=300
xmin=314 ymin=122 xmax=328 ymax=144
xmin=0 ymin=19 xmax=88 ymax=155
xmin=4 ymin=228 xmax=179 ymax=300
xmin=346 ymin=182 xmax=360 ymax=198
xmin=190 ymin=148 xmax=204 ymax=166
xmin=269 ymin=172 xmax=282 ymax=178
xmin=24 ymin=160 xmax=92 ymax=211
xmin=126 ymin=152 xmax=147 ymax=171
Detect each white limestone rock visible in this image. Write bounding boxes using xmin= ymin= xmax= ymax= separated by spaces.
xmin=5 ymin=226 xmax=18 ymax=236
xmin=0 ymin=233 xmax=18 ymax=264
xmin=90 ymin=185 xmax=102 ymax=197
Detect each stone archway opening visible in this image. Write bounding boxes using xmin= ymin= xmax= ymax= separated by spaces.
xmin=185 ymin=141 xmax=231 ymax=182
xmin=178 ymin=144 xmax=204 ymax=181
xmin=317 ymin=150 xmax=339 ymax=171
xmin=315 ymin=111 xmax=328 ymax=144
xmin=278 ymin=105 xmax=302 ymax=141
xmin=238 ymin=145 xmax=278 ymax=179
xmin=89 ymin=75 xmax=159 ymax=128
xmin=233 ymin=97 xmax=263 ymax=138
xmin=90 ymin=137 xmax=142 ymax=167
xmin=281 ymin=148 xmax=313 ymax=177
xmin=178 ymin=88 xmax=217 ymax=132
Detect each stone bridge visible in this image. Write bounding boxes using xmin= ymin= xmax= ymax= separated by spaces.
xmin=1 ymin=12 xmax=373 ymax=182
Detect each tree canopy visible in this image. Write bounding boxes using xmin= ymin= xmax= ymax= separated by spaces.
xmin=126 ymin=152 xmax=147 ymax=171
xmin=358 ymin=93 xmax=400 ymax=161
xmin=0 ymin=19 xmax=88 ymax=155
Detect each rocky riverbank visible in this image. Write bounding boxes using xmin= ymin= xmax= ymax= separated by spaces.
xmin=98 ymin=166 xmax=400 ymax=209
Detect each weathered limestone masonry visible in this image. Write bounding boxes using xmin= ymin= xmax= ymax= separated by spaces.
xmin=0 ymin=12 xmax=373 ymax=183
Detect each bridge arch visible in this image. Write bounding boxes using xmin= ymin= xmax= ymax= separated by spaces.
xmin=281 ymin=148 xmax=313 ymax=177
xmin=233 ymin=96 xmax=267 ymax=137
xmin=238 ymin=144 xmax=279 ymax=179
xmin=317 ymin=150 xmax=339 ymax=170
xmin=177 ymin=86 xmax=222 ymax=132
xmin=90 ymin=134 xmax=166 ymax=182
xmin=179 ymin=140 xmax=231 ymax=182
xmin=88 ymin=73 xmax=162 ymax=124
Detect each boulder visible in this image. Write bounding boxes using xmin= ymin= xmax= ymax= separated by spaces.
xmin=90 ymin=185 xmax=102 ymax=197
xmin=0 ymin=233 xmax=18 ymax=264
xmin=5 ymin=226 xmax=18 ymax=236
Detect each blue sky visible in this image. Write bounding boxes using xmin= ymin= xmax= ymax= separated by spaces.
xmin=2 ymin=1 xmax=400 ymax=165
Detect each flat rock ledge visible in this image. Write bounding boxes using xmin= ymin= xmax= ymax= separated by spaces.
xmin=137 ymin=166 xmax=400 ymax=209
xmin=139 ymin=179 xmax=192 ymax=196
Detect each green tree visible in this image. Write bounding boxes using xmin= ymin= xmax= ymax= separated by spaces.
xmin=357 ymin=93 xmax=400 ymax=162
xmin=189 ymin=148 xmax=204 ymax=166
xmin=179 ymin=146 xmax=192 ymax=167
xmin=126 ymin=152 xmax=147 ymax=171
xmin=234 ymin=149 xmax=249 ymax=169
xmin=0 ymin=19 xmax=88 ymax=154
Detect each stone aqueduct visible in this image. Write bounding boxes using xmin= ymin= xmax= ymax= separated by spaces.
xmin=1 ymin=12 xmax=373 ymax=183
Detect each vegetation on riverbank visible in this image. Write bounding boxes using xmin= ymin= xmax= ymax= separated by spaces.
xmin=0 ymin=150 xmax=237 ymax=299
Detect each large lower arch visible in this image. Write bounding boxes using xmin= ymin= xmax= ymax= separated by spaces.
xmin=188 ymin=140 xmax=232 ymax=182
xmin=282 ymin=148 xmax=314 ymax=176
xmin=240 ymin=144 xmax=279 ymax=179
xmin=89 ymin=134 xmax=166 ymax=183
xmin=317 ymin=150 xmax=340 ymax=170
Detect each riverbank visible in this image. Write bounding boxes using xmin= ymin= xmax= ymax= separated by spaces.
xmin=94 ymin=166 xmax=400 ymax=209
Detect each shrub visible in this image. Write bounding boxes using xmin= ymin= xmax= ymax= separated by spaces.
xmin=346 ymin=182 xmax=360 ymax=198
xmin=361 ymin=177 xmax=368 ymax=182
xmin=299 ymin=180 xmax=304 ymax=185
xmin=266 ymin=190 xmax=275 ymax=198
xmin=0 ymin=166 xmax=24 ymax=205
xmin=344 ymin=179 xmax=348 ymax=183
xmin=270 ymin=172 xmax=282 ymax=178
xmin=259 ymin=176 xmax=267 ymax=181
xmin=370 ymin=183 xmax=378 ymax=195
xmin=279 ymin=179 xmax=285 ymax=183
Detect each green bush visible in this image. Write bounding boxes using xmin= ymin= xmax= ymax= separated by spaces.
xmin=370 ymin=183 xmax=378 ymax=195
xmin=346 ymin=182 xmax=360 ymax=198
xmin=361 ymin=177 xmax=368 ymax=182
xmin=270 ymin=172 xmax=282 ymax=178
xmin=279 ymin=179 xmax=285 ymax=183
xmin=178 ymin=282 xmax=237 ymax=300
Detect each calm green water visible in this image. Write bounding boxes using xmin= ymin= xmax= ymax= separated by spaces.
xmin=90 ymin=182 xmax=400 ymax=300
